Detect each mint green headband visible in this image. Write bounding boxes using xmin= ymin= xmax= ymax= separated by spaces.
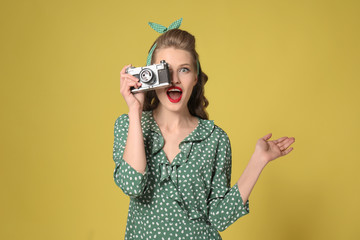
xmin=146 ymin=18 xmax=200 ymax=76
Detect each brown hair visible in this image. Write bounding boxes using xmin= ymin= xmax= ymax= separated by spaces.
xmin=143 ymin=29 xmax=209 ymax=120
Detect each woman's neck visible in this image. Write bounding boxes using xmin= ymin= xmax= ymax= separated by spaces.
xmin=152 ymin=106 xmax=197 ymax=132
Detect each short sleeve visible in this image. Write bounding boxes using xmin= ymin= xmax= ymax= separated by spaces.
xmin=207 ymin=131 xmax=250 ymax=232
xmin=112 ymin=114 xmax=149 ymax=197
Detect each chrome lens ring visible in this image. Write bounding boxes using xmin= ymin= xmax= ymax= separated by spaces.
xmin=139 ymin=69 xmax=154 ymax=83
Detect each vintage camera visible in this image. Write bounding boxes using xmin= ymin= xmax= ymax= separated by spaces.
xmin=126 ymin=60 xmax=171 ymax=93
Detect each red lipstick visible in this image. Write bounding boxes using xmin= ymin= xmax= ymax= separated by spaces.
xmin=166 ymin=86 xmax=183 ymax=103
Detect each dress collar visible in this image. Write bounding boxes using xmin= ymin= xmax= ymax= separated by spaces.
xmin=182 ymin=117 xmax=214 ymax=142
xmin=143 ymin=110 xmax=215 ymax=143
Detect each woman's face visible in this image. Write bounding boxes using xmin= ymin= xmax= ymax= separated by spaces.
xmin=154 ymin=47 xmax=198 ymax=113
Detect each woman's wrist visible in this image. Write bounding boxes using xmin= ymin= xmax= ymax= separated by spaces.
xmin=128 ymin=107 xmax=142 ymax=120
xmin=249 ymin=154 xmax=268 ymax=171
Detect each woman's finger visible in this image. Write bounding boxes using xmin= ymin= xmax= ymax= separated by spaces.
xmin=273 ymin=136 xmax=288 ymax=144
xmin=120 ymin=64 xmax=132 ymax=75
xmin=120 ymin=75 xmax=141 ymax=92
xmin=120 ymin=65 xmax=139 ymax=85
xmin=279 ymin=138 xmax=295 ymax=151
xmin=121 ymin=78 xmax=141 ymax=93
xmin=277 ymin=138 xmax=291 ymax=147
xmin=121 ymin=73 xmax=140 ymax=82
xmin=126 ymin=78 xmax=139 ymax=86
xmin=282 ymin=147 xmax=294 ymax=156
xmin=262 ymin=133 xmax=272 ymax=141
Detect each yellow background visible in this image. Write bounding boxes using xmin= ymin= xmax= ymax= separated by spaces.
xmin=1 ymin=0 xmax=359 ymax=239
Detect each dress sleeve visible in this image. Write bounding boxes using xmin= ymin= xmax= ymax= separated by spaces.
xmin=112 ymin=114 xmax=149 ymax=197
xmin=207 ymin=131 xmax=250 ymax=232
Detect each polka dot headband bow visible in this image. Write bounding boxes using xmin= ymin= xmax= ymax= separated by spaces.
xmin=146 ymin=18 xmax=200 ymax=76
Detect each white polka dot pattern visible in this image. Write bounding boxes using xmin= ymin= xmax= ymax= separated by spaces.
xmin=112 ymin=111 xmax=250 ymax=239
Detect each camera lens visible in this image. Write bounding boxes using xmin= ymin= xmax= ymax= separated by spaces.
xmin=139 ymin=69 xmax=154 ymax=83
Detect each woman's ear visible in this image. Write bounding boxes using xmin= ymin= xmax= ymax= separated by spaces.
xmin=195 ymin=68 xmax=199 ymax=83
xmin=194 ymin=74 xmax=198 ymax=86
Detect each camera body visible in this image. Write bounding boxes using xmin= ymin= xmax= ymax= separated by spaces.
xmin=126 ymin=60 xmax=171 ymax=93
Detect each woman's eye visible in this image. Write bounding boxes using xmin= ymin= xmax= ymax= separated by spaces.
xmin=179 ymin=68 xmax=190 ymax=73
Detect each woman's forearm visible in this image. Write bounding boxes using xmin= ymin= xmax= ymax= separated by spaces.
xmin=123 ymin=109 xmax=147 ymax=174
xmin=237 ymin=155 xmax=267 ymax=205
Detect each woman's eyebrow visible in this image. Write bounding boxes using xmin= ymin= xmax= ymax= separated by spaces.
xmin=178 ymin=63 xmax=191 ymax=67
xmin=168 ymin=63 xmax=191 ymax=70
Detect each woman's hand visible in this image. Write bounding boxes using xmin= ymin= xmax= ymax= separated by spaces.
xmin=120 ymin=64 xmax=145 ymax=112
xmin=252 ymin=133 xmax=295 ymax=165
xmin=237 ymin=133 xmax=295 ymax=204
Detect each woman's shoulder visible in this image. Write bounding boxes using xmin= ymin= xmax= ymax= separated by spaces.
xmin=213 ymin=124 xmax=228 ymax=136
xmin=114 ymin=113 xmax=129 ymax=128
xmin=197 ymin=117 xmax=230 ymax=143
xmin=213 ymin=124 xmax=231 ymax=144
xmin=114 ymin=111 xmax=155 ymax=132
xmin=114 ymin=111 xmax=152 ymax=122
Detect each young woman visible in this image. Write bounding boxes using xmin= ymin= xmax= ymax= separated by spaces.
xmin=113 ymin=19 xmax=295 ymax=240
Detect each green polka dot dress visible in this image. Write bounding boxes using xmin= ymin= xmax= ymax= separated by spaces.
xmin=112 ymin=111 xmax=249 ymax=239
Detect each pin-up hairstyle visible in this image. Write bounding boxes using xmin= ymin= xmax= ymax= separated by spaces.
xmin=143 ymin=29 xmax=209 ymax=120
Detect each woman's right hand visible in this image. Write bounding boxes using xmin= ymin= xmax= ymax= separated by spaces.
xmin=120 ymin=64 xmax=145 ymax=112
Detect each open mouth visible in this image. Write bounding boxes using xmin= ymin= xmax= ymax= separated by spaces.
xmin=166 ymin=86 xmax=182 ymax=103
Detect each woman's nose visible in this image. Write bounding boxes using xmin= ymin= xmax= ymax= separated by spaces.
xmin=171 ymin=72 xmax=180 ymax=84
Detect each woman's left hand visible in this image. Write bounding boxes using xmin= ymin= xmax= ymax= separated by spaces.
xmin=252 ymin=133 xmax=295 ymax=165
